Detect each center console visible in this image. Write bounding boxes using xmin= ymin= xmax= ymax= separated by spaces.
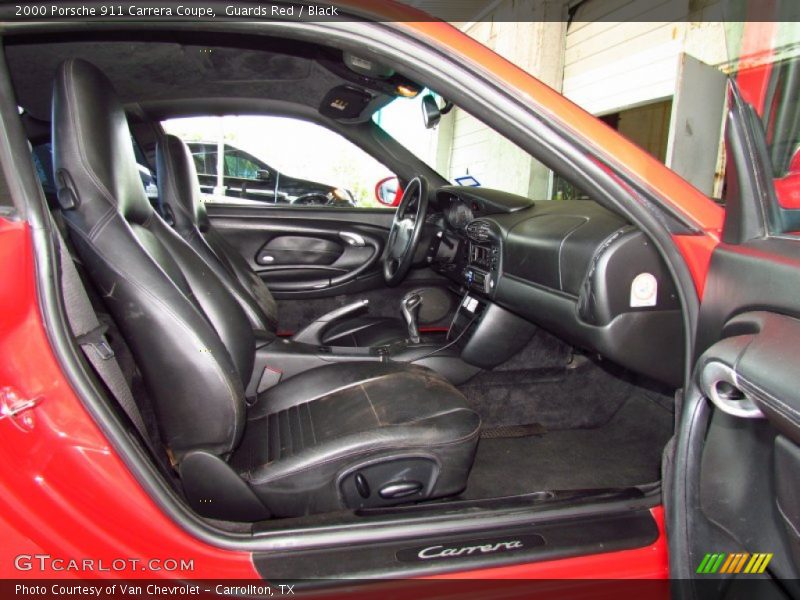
xmin=246 ymin=330 xmax=483 ymax=399
xmin=245 ymin=290 xmax=535 ymax=398
xmin=446 ymin=293 xmax=536 ymax=369
xmin=463 ymin=218 xmax=501 ymax=296
xmin=443 ymin=221 xmax=535 ymax=368
xmin=464 ymin=242 xmax=499 ymax=295
xmin=246 ymin=221 xmax=534 ymax=396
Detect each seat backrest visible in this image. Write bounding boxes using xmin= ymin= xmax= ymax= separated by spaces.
xmin=52 ymin=59 xmax=253 ymax=459
xmin=156 ymin=134 xmax=278 ymax=332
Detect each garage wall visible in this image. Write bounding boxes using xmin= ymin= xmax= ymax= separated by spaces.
xmin=563 ymin=0 xmax=691 ymax=115
xmin=441 ymin=0 xmax=728 ymax=198
xmin=438 ymin=1 xmax=567 ymax=198
xmin=438 ymin=0 xmax=741 ymax=198
xmin=615 ymin=99 xmax=673 ymax=160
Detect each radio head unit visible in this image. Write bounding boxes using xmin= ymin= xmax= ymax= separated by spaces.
xmin=465 ymin=243 xmax=498 ymax=294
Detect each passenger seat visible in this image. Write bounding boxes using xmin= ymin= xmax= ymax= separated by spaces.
xmin=52 ymin=58 xmax=479 ymax=520
xmin=155 ymin=133 xmax=409 ymax=346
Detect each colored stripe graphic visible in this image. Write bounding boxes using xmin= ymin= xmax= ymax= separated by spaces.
xmin=744 ymin=554 xmax=760 ymax=573
xmin=748 ymin=553 xmax=773 ymax=574
xmin=720 ymin=554 xmax=736 ymax=573
xmin=710 ymin=554 xmax=725 ymax=573
xmin=697 ymin=553 xmax=726 ymax=573
xmin=700 ymin=552 xmax=775 ymax=574
xmin=734 ymin=553 xmax=749 ymax=573
xmin=696 ymin=554 xmax=712 ymax=573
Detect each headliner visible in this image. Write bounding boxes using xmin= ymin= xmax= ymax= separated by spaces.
xmin=6 ymin=34 xmax=394 ymax=123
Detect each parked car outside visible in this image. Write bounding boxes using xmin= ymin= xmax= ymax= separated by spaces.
xmin=186 ymin=141 xmax=356 ymax=206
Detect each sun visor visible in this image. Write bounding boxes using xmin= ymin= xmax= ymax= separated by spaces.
xmin=319 ymin=85 xmax=373 ymax=120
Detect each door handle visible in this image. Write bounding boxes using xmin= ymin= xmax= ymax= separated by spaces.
xmin=339 ymin=231 xmax=365 ymax=247
xmin=699 ymin=361 xmax=764 ymax=419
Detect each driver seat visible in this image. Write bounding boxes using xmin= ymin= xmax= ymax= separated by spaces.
xmin=52 ymin=58 xmax=479 ymax=520
xmin=155 ymin=133 xmax=408 ymax=347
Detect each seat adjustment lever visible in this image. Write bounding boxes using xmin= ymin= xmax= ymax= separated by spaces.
xmin=378 ymin=481 xmax=423 ymax=499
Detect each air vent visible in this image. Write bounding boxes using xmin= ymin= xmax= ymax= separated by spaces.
xmin=466 ymin=220 xmax=492 ymax=243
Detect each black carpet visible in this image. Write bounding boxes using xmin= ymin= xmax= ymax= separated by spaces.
xmin=458 ymin=328 xmax=675 ymax=499
xmin=462 ymin=387 xmax=674 ymax=499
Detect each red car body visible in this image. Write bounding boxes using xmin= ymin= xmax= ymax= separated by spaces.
xmin=0 ymin=4 xmax=791 ymax=586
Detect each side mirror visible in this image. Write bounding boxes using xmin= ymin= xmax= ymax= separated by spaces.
xmin=421 ymin=94 xmax=441 ymax=129
xmin=375 ymin=176 xmax=402 ymax=207
xmin=257 ymin=169 xmax=271 ymax=181
xmin=787 ymin=146 xmax=800 ymax=174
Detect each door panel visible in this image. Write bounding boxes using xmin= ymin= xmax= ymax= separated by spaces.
xmin=671 ymin=242 xmax=800 ymax=593
xmin=670 ymin=78 xmax=800 ymax=595
xmin=708 ymin=312 xmax=800 ymax=444
xmin=204 ymin=203 xmax=457 ymax=331
xmin=694 ymin=311 xmax=800 ymax=582
xmin=206 ymin=204 xmax=391 ymax=294
xmin=247 ymin=225 xmax=383 ymax=292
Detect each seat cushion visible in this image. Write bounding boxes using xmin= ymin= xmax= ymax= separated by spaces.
xmin=229 ymin=362 xmax=480 ymax=516
xmin=321 ymin=316 xmax=409 ymax=347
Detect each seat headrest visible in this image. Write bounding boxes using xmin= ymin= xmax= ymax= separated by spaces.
xmin=52 ymin=58 xmax=152 ymax=227
xmin=156 ymin=134 xmax=210 ymax=233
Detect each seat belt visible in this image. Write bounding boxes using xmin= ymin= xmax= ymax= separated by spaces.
xmin=52 ymin=215 xmax=155 ymax=455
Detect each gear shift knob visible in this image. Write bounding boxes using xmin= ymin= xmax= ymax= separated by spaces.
xmin=401 ymin=292 xmax=423 ymax=344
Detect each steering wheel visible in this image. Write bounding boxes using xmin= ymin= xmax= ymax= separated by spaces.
xmin=383 ymin=176 xmax=429 ymax=286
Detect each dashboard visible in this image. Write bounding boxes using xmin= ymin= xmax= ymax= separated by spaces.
xmin=427 ymin=186 xmax=684 ymax=385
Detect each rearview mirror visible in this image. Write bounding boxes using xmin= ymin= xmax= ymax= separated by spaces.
xmin=421 ymin=94 xmax=441 ymax=129
xmin=257 ymin=169 xmax=271 ymax=181
xmin=421 ymin=94 xmax=454 ymax=129
xmin=375 ymin=176 xmax=402 ymax=207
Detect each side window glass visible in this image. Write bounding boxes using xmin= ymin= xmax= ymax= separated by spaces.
xmin=131 ymin=136 xmax=158 ymax=203
xmin=191 ymin=145 xmax=218 ymax=177
xmin=759 ymin=57 xmax=800 ymax=210
xmin=224 ymin=150 xmax=260 ymax=180
xmin=163 ymin=116 xmax=396 ymax=208
xmin=31 ymin=143 xmax=55 ymax=197
xmin=729 ymin=19 xmax=800 ymax=227
xmin=30 ymin=137 xmax=157 ymax=206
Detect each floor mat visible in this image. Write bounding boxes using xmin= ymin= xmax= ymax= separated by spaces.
xmin=480 ymin=423 xmax=547 ymax=439
xmin=459 ymin=357 xmax=640 ymax=432
xmin=463 ymin=390 xmax=674 ymax=499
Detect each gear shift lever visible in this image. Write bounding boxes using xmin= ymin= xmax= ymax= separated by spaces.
xmin=401 ymin=292 xmax=423 ymax=344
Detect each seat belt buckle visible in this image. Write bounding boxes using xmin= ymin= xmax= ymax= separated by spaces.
xmin=85 ymin=339 xmax=115 ymax=360
xmin=76 ymin=325 xmax=115 ymax=360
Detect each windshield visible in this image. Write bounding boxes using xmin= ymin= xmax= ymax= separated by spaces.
xmin=373 ymin=92 xmax=447 ymax=180
xmin=374 ymin=92 xmax=589 ymax=201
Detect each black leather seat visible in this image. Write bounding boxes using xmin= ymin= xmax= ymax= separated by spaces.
xmin=155 ymin=134 xmax=408 ymax=347
xmin=53 ymin=59 xmax=479 ymax=520
xmin=229 ymin=362 xmax=479 ymax=516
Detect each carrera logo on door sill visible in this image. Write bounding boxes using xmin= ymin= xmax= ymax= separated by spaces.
xmin=396 ymin=535 xmax=544 ymax=562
